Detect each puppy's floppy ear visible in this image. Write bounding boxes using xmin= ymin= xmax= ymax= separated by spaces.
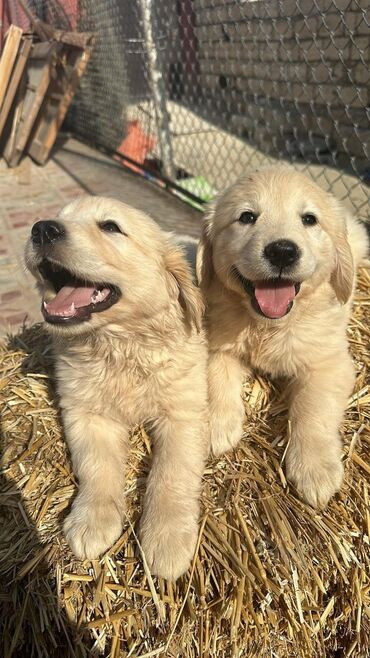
xmin=196 ymin=207 xmax=215 ymax=289
xmin=165 ymin=245 xmax=204 ymax=332
xmin=330 ymin=228 xmax=354 ymax=304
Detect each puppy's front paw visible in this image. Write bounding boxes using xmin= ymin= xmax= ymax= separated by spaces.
xmin=210 ymin=406 xmax=244 ymax=457
xmin=64 ymin=497 xmax=123 ymax=560
xmin=286 ymin=444 xmax=344 ymax=509
xmin=140 ymin=515 xmax=198 ymax=581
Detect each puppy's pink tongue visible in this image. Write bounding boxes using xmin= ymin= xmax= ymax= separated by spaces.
xmin=254 ymin=280 xmax=296 ymax=319
xmin=44 ymin=285 xmax=110 ymax=317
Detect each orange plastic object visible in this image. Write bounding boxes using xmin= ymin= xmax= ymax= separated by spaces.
xmin=115 ymin=120 xmax=156 ymax=172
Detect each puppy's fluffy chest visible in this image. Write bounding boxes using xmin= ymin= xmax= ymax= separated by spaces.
xmin=55 ymin=335 xmax=188 ymax=425
xmin=244 ymin=323 xmax=319 ymax=378
xmin=210 ymin=295 xmax=347 ymax=379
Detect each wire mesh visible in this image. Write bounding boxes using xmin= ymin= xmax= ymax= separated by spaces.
xmin=5 ymin=0 xmax=370 ymax=216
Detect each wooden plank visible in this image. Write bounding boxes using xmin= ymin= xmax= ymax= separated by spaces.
xmin=0 ymin=25 xmax=23 ymax=109
xmin=29 ymin=44 xmax=93 ymax=165
xmin=0 ymin=36 xmax=32 ymax=140
xmin=17 ymin=0 xmax=53 ymax=41
xmin=2 ymin=72 xmax=27 ymax=160
xmin=53 ymin=30 xmax=95 ymax=49
xmin=16 ymin=0 xmax=94 ymax=46
xmin=3 ymin=41 xmax=60 ymax=167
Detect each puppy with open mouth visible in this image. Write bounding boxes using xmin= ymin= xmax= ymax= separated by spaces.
xmin=25 ymin=195 xmax=208 ymax=580
xmin=197 ymin=167 xmax=369 ymax=509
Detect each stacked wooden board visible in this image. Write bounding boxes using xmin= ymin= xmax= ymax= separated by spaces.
xmin=0 ymin=19 xmax=94 ymax=167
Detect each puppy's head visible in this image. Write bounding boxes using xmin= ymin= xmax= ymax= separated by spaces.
xmin=197 ymin=167 xmax=354 ymax=320
xmin=25 ymin=196 xmax=203 ymax=336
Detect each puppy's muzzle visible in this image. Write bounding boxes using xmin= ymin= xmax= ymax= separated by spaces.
xmin=264 ymin=239 xmax=300 ymax=269
xmin=31 ymin=220 xmax=65 ymax=246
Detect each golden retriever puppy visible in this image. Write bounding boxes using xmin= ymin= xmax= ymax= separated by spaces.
xmin=197 ymin=167 xmax=368 ymax=508
xmin=25 ymin=195 xmax=208 ymax=580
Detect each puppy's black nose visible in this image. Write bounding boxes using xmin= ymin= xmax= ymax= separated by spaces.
xmin=264 ymin=239 xmax=300 ymax=268
xmin=31 ymin=220 xmax=65 ymax=246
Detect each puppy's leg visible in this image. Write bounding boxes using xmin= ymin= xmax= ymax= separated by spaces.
xmin=286 ymin=355 xmax=355 ymax=508
xmin=140 ymin=415 xmax=207 ymax=580
xmin=208 ymin=350 xmax=246 ymax=456
xmin=63 ymin=412 xmax=127 ymax=559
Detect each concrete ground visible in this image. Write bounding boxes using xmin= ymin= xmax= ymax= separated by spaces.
xmin=0 ymin=137 xmax=201 ymax=337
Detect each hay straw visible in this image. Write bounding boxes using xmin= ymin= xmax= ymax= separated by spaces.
xmin=0 ymin=267 xmax=369 ymax=657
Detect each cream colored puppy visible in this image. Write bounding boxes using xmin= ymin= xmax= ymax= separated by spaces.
xmin=25 ymin=196 xmax=208 ymax=580
xmin=197 ymin=167 xmax=368 ymax=508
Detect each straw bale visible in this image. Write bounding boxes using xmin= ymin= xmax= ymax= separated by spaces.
xmin=0 ymin=268 xmax=369 ymax=657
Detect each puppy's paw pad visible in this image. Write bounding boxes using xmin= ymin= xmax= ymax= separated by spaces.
xmin=286 ymin=452 xmax=344 ymax=509
xmin=64 ymin=500 xmax=123 ymax=560
xmin=140 ymin=522 xmax=198 ymax=581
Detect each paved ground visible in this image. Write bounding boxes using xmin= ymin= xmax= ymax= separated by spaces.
xmin=0 ymin=137 xmax=201 ymax=337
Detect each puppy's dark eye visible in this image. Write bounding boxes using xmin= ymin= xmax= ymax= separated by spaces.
xmin=302 ymin=213 xmax=318 ymax=227
xmin=99 ymin=220 xmax=123 ymax=234
xmin=238 ymin=211 xmax=258 ymax=225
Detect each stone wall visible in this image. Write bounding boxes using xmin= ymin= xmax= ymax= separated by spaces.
xmin=194 ymin=0 xmax=369 ymax=171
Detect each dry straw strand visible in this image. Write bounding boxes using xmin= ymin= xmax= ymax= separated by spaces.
xmin=0 ymin=267 xmax=369 ymax=657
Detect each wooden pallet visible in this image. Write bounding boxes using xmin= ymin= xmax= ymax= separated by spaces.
xmin=3 ymin=41 xmax=62 ymax=167
xmin=0 ymin=3 xmax=94 ymax=169
xmin=28 ymin=34 xmax=94 ymax=165
xmin=0 ymin=35 xmax=32 ymax=140
xmin=0 ymin=25 xmax=23 ymax=109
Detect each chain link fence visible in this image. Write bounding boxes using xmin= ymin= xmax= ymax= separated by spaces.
xmin=5 ymin=0 xmax=370 ymax=216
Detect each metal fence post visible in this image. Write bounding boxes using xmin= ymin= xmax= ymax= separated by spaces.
xmin=139 ymin=0 xmax=175 ymax=180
